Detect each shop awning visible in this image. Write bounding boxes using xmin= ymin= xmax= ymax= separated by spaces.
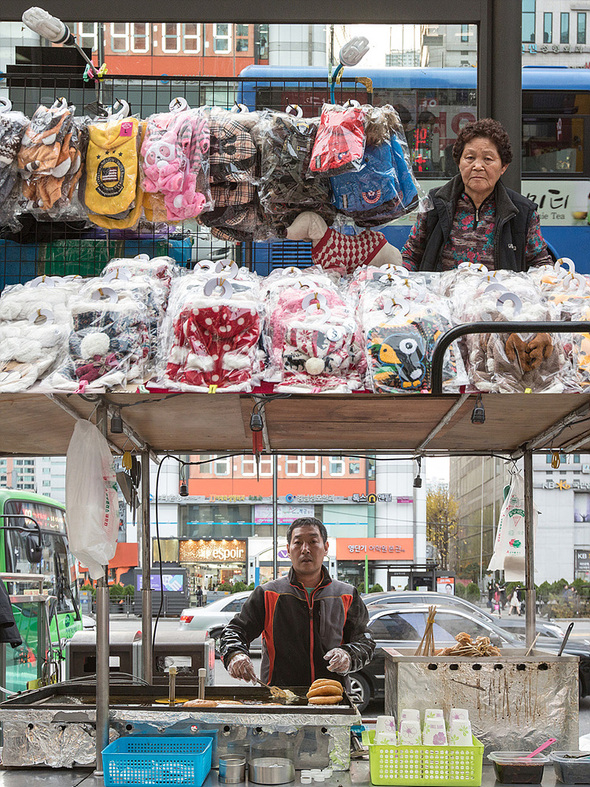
xmin=1 ymin=391 xmax=590 ymax=458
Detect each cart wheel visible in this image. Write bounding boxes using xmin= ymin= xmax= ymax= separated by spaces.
xmin=348 ymin=673 xmax=370 ymax=712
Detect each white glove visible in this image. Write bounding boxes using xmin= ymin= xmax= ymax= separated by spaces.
xmin=227 ymin=652 xmax=257 ymax=683
xmin=324 ymin=647 xmax=351 ymax=674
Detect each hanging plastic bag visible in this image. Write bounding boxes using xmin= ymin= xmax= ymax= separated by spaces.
xmin=487 ymin=471 xmax=533 ymax=582
xmin=65 ymin=419 xmax=119 ymax=580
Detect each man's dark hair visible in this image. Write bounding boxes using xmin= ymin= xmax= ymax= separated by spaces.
xmin=452 ymin=117 xmax=513 ymax=166
xmin=286 ymin=517 xmax=328 ymax=545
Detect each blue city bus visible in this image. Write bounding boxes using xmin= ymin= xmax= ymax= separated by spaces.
xmin=237 ymin=65 xmax=590 ymax=272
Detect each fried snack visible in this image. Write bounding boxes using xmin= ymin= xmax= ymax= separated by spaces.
xmin=309 ymin=678 xmax=343 ymax=690
xmin=440 ymin=632 xmax=502 ymax=657
xmin=308 ymin=694 xmax=343 ymax=705
xmin=217 ymin=700 xmax=244 ymax=705
xmin=183 ymin=698 xmax=219 ymax=707
xmin=307 ymin=684 xmax=343 ymax=698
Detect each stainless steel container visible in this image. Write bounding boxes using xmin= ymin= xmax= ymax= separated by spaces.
xmin=249 ymin=757 xmax=295 ymax=784
xmin=219 ymin=755 xmax=247 ymax=783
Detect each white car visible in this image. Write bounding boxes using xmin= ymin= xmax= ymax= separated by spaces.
xmin=179 ymin=591 xmax=262 ymax=653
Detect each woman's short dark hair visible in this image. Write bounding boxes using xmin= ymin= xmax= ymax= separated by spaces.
xmin=452 ymin=118 xmax=513 ymax=166
xmin=286 ymin=517 xmax=328 ymax=544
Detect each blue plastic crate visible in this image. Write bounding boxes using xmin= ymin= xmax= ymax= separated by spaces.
xmin=102 ymin=736 xmax=213 ymax=787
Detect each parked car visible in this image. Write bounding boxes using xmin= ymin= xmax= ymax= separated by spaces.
xmin=362 ymin=590 xmax=566 ymax=639
xmin=179 ymin=591 xmax=262 ymax=652
xmin=495 ymin=616 xmax=590 ymax=645
xmin=348 ymin=602 xmax=590 ymax=712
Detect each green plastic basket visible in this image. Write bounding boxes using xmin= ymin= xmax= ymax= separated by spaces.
xmin=363 ymin=730 xmax=484 ymax=786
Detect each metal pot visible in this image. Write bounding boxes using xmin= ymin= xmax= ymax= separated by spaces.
xmin=219 ymin=756 xmax=247 ymax=783
xmin=249 ymin=757 xmax=295 ymax=784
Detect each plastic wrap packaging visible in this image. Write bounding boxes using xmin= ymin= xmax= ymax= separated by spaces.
xmin=455 ymin=269 xmax=573 ymax=393
xmin=530 ymin=258 xmax=590 ymax=389
xmin=158 ymin=261 xmax=263 ymax=392
xmin=199 ymin=107 xmax=265 ymax=242
xmin=42 ymin=274 xmax=150 ymax=392
xmin=0 ymin=275 xmax=77 ymax=391
xmin=82 ymin=102 xmax=144 ymax=229
xmin=329 ymin=105 xmax=419 ymax=227
xmin=309 ymin=102 xmax=366 ymax=176
xmin=0 ymin=99 xmax=29 ymax=229
xmin=357 ymin=267 xmax=467 ymax=393
xmin=17 ymin=99 xmax=86 ymax=221
xmin=141 ymin=104 xmax=212 ymax=222
xmin=262 ymin=265 xmax=364 ymax=392
xmin=257 ymin=107 xmax=335 ymax=237
xmin=101 ymin=254 xmax=182 ymax=365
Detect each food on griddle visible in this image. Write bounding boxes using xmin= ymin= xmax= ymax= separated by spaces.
xmin=436 ymin=632 xmax=502 ymax=657
xmin=306 ymin=678 xmax=343 ymax=705
xmin=183 ymin=698 xmax=219 ymax=707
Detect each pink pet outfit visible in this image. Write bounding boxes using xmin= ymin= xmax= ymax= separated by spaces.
xmin=263 ymin=267 xmax=363 ymax=392
xmin=141 ymin=108 xmax=211 ymax=222
xmin=309 ymin=103 xmax=366 ymax=175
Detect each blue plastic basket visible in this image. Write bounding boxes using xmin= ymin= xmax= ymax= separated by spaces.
xmin=102 ymin=736 xmax=213 ymax=787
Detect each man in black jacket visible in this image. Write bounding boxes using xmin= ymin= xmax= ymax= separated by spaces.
xmin=219 ymin=517 xmax=375 ymax=687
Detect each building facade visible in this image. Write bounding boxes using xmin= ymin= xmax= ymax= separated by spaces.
xmin=450 ymin=453 xmax=590 ymax=585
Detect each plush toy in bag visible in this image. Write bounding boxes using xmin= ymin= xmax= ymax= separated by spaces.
xmin=160 ymin=264 xmax=263 ymax=392
xmin=264 ymin=270 xmax=363 ymax=392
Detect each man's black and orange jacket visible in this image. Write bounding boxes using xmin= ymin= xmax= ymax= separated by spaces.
xmin=219 ymin=566 xmax=375 ymax=686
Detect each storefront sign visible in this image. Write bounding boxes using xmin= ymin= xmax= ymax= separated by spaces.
xmin=397 ymin=497 xmax=414 ymax=504
xmin=575 ymin=549 xmax=590 ymax=573
xmin=351 ymin=493 xmax=393 ymax=503
xmin=254 ymin=504 xmax=314 ymax=524
xmin=541 ymin=479 xmax=590 ymax=490
xmin=179 ymin=539 xmax=247 ymax=563
xmin=336 ymin=538 xmax=413 ymax=561
xmin=522 ymin=43 xmax=590 ymax=55
xmin=437 ymin=577 xmax=455 ymax=595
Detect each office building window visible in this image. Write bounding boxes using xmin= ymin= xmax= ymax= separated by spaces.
xmin=284 ymin=456 xmax=301 ymax=477
xmin=213 ymin=23 xmax=231 ymax=53
xmin=131 ymin=23 xmax=150 ymax=53
xmin=329 ymin=458 xmax=345 ymax=476
xmin=162 ymin=23 xmax=180 ymax=53
xmin=302 ymin=457 xmax=319 ymax=476
xmin=460 ymin=24 xmax=469 ymax=42
xmin=522 ymin=0 xmax=535 ymax=43
xmin=183 ymin=23 xmax=200 ymax=53
xmin=543 ymin=12 xmax=553 ymax=43
xmin=77 ymin=22 xmax=98 ymax=51
xmin=561 ymin=13 xmax=570 ymax=43
xmin=578 ymin=13 xmax=587 ymax=44
xmin=214 ymin=457 xmax=230 ymax=476
xmin=110 ymin=22 xmax=129 ymax=52
xmin=236 ymin=24 xmax=249 ymax=52
xmin=349 ymin=460 xmax=361 ymax=475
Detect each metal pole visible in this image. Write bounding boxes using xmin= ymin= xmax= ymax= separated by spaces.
xmin=95 ymin=398 xmax=109 ymax=776
xmin=524 ymin=450 xmax=537 ymax=648
xmin=141 ymin=449 xmax=153 ymax=683
xmin=272 ymin=454 xmax=278 ymax=579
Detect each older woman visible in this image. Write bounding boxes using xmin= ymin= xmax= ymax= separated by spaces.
xmin=402 ymin=118 xmax=553 ymax=272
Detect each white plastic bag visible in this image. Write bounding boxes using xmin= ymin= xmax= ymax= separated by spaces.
xmin=65 ymin=419 xmax=119 ymax=579
xmin=487 ymin=472 xmax=535 ymax=581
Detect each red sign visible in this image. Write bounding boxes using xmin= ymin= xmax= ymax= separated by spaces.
xmin=336 ymin=538 xmax=414 ymax=561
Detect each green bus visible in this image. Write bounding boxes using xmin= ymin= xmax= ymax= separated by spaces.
xmin=0 ymin=488 xmax=83 ymax=693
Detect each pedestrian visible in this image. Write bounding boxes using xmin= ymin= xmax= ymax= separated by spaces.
xmin=493 ymin=587 xmax=501 ymax=618
xmin=498 ymin=581 xmax=507 ymax=610
xmin=220 ymin=516 xmax=375 ymax=687
xmin=196 ymin=585 xmax=203 ymax=607
xmin=510 ymin=587 xmax=522 ymax=616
